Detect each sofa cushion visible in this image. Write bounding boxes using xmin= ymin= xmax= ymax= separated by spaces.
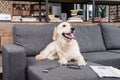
xmin=82 ymin=51 xmax=120 ymax=68
xmin=27 ymin=57 xmax=119 ymax=80
xmin=13 ymin=23 xmax=59 ymax=56
xmin=109 ymin=50 xmax=120 ymax=54
xmin=27 ymin=57 xmax=102 ymax=80
xmin=100 ymin=23 xmax=120 ymax=50
xmin=74 ymin=25 xmax=106 ymax=53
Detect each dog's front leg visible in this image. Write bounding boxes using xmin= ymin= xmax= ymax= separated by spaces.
xmin=77 ymin=54 xmax=87 ymax=67
xmin=47 ymin=52 xmax=58 ymax=60
xmin=35 ymin=42 xmax=56 ymax=61
xmin=58 ymin=58 xmax=68 ymax=65
xmin=57 ymin=52 xmax=68 ymax=65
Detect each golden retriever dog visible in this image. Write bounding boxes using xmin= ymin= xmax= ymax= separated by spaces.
xmin=35 ymin=22 xmax=86 ymax=66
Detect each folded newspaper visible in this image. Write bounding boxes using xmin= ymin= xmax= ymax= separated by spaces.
xmin=90 ymin=66 xmax=120 ymax=78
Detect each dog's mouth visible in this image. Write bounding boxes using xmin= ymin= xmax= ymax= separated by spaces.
xmin=62 ymin=33 xmax=76 ymax=40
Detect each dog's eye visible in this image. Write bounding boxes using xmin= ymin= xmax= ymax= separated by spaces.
xmin=63 ymin=25 xmax=66 ymax=27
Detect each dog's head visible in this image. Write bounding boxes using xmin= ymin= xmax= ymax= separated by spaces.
xmin=53 ymin=22 xmax=75 ymax=41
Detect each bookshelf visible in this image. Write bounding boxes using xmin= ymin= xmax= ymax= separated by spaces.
xmin=12 ymin=2 xmax=50 ymax=22
xmin=12 ymin=2 xmax=40 ymax=22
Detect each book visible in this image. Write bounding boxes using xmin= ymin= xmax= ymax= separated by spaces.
xmin=90 ymin=66 xmax=120 ymax=78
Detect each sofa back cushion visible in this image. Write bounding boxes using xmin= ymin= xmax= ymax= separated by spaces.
xmin=100 ymin=23 xmax=120 ymax=50
xmin=13 ymin=23 xmax=59 ymax=56
xmin=13 ymin=23 xmax=106 ymax=56
xmin=74 ymin=25 xmax=106 ymax=53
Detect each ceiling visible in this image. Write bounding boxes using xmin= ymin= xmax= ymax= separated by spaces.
xmin=4 ymin=0 xmax=120 ymax=5
xmin=43 ymin=0 xmax=90 ymax=3
xmin=88 ymin=0 xmax=120 ymax=5
xmin=4 ymin=0 xmax=90 ymax=3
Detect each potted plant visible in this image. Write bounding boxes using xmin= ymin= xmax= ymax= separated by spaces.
xmin=98 ymin=5 xmax=108 ymax=22
xmin=99 ymin=5 xmax=106 ymax=18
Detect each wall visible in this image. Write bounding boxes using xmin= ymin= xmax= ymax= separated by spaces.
xmin=52 ymin=3 xmax=61 ymax=16
xmin=0 ymin=1 xmax=12 ymax=14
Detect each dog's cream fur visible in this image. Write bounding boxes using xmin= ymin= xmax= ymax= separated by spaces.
xmin=35 ymin=22 xmax=86 ymax=66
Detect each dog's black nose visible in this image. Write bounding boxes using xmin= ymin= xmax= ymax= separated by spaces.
xmin=71 ymin=28 xmax=75 ymax=33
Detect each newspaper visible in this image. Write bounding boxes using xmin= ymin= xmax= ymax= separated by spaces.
xmin=90 ymin=66 xmax=120 ymax=78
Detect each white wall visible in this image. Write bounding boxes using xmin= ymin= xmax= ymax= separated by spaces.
xmin=84 ymin=4 xmax=92 ymax=20
xmin=52 ymin=3 xmax=61 ymax=16
xmin=106 ymin=5 xmax=109 ymax=18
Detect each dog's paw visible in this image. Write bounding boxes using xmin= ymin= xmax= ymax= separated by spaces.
xmin=78 ymin=60 xmax=87 ymax=67
xmin=35 ymin=55 xmax=45 ymax=61
xmin=58 ymin=58 xmax=68 ymax=65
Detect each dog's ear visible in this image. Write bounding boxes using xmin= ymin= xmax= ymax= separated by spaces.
xmin=53 ymin=27 xmax=58 ymax=41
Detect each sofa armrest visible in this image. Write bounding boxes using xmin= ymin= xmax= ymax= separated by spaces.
xmin=2 ymin=44 xmax=26 ymax=80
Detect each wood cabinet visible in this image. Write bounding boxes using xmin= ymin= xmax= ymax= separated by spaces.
xmin=0 ymin=35 xmax=13 ymax=50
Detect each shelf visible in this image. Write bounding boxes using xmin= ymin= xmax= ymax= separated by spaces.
xmin=22 ymin=9 xmax=30 ymax=11
xmin=30 ymin=10 xmax=39 ymax=11
xmin=31 ymin=15 xmax=39 ymax=17
xmin=41 ymin=2 xmax=45 ymax=5
xmin=109 ymin=5 xmax=120 ymax=20
xmin=41 ymin=10 xmax=46 ymax=11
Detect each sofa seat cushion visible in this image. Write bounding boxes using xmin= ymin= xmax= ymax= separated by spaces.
xmin=27 ymin=57 xmax=105 ymax=80
xmin=82 ymin=51 xmax=120 ymax=68
xmin=13 ymin=23 xmax=59 ymax=56
xmin=100 ymin=23 xmax=120 ymax=50
xmin=109 ymin=50 xmax=120 ymax=54
xmin=74 ymin=25 xmax=106 ymax=53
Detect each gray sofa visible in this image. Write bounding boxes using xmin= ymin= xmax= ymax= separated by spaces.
xmin=2 ymin=23 xmax=120 ymax=80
